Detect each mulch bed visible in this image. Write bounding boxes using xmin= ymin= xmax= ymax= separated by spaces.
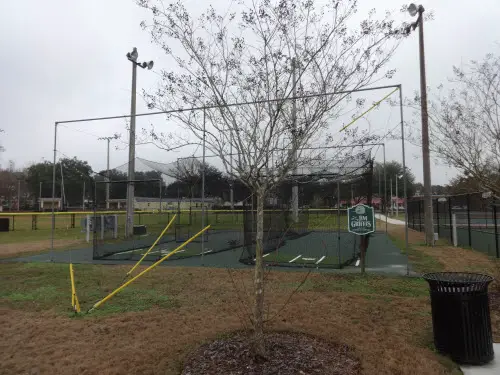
xmin=182 ymin=331 xmax=360 ymax=375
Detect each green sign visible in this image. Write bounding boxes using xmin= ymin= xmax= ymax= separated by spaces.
xmin=347 ymin=204 xmax=375 ymax=235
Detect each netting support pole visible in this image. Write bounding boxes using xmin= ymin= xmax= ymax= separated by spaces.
xmin=493 ymin=204 xmax=499 ymax=258
xmin=159 ymin=180 xmax=162 ymax=213
xmin=337 ymin=179 xmax=341 ymax=266
xmin=50 ymin=121 xmax=58 ymax=262
xmin=201 ymin=108 xmax=206 ymax=266
xmin=291 ymin=57 xmax=299 ymax=223
xmin=398 ymin=85 xmax=410 ymax=276
xmin=467 ymin=194 xmax=472 ymax=248
xmin=383 ymin=144 xmax=387 ymax=234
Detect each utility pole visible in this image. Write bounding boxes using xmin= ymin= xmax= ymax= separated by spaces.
xmin=291 ymin=57 xmax=299 ymax=223
xmin=407 ymin=3 xmax=434 ymax=245
xmin=126 ymin=58 xmax=137 ymax=237
xmin=125 ymin=47 xmax=154 ymax=237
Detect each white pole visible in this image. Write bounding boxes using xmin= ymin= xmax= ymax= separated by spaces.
xmin=82 ymin=181 xmax=85 ymax=210
xmin=452 ymin=213 xmax=458 ymax=246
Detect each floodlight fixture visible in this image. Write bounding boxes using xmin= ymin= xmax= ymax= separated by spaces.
xmin=408 ymin=3 xmax=418 ymax=17
xmin=129 ymin=47 xmax=138 ymax=61
xmin=147 ymin=61 xmax=154 ymax=70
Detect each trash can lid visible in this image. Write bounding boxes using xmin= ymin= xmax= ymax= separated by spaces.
xmin=423 ymin=272 xmax=494 ymax=290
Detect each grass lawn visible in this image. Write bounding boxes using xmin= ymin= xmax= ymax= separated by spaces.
xmin=0 ymin=262 xmax=465 ymax=375
xmin=1 ymin=216 xmax=498 ymax=374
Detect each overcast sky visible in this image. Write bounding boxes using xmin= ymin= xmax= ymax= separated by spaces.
xmin=0 ymin=0 xmax=499 ymax=186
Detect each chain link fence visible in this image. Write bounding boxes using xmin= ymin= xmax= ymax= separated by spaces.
xmin=408 ymin=192 xmax=499 ymax=258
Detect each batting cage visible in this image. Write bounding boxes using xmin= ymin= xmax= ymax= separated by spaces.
xmin=238 ymin=149 xmax=374 ymax=269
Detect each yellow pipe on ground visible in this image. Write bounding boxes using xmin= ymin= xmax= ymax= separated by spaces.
xmin=88 ymin=225 xmax=211 ymax=313
xmin=125 ymin=214 xmax=177 ymax=277
xmin=69 ymin=263 xmax=81 ymax=313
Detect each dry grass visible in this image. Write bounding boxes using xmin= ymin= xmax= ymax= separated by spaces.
xmin=1 ymin=262 xmax=462 ymax=375
xmin=1 ymin=224 xmax=498 ymax=375
xmin=387 ymin=223 xmax=500 ymax=343
xmin=0 ymin=239 xmax=83 ymax=259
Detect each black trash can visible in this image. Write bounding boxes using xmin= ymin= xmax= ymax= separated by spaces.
xmin=423 ymin=272 xmax=494 ymax=364
xmin=0 ymin=217 xmax=9 ymax=232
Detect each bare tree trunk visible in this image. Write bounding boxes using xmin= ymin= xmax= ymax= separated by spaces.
xmin=253 ymin=190 xmax=266 ymax=358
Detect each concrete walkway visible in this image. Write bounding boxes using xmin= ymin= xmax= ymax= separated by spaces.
xmin=461 ymin=344 xmax=499 ymax=374
xmin=375 ymin=213 xmax=406 ymax=225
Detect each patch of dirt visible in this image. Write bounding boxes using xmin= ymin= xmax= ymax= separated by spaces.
xmin=182 ymin=332 xmax=360 ymax=375
xmin=0 ymin=239 xmax=82 ymax=258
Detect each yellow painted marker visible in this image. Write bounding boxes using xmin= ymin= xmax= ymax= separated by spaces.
xmin=125 ymin=214 xmax=177 ymax=277
xmin=88 ymin=225 xmax=211 ymax=313
xmin=69 ymin=264 xmax=81 ymax=313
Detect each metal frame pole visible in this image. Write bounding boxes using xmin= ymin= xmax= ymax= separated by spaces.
xmin=291 ymin=57 xmax=299 ymax=223
xmin=396 ymin=175 xmax=399 ymax=217
xmin=50 ymin=122 xmax=58 ymax=261
xmin=159 ymin=180 xmax=162 ymax=213
xmin=17 ymin=179 xmax=20 ymax=211
xmin=201 ymin=109 xmax=206 ymax=265
xmin=390 ymin=177 xmax=393 ymax=216
xmin=383 ymin=144 xmax=387 ymax=234
xmin=337 ymin=178 xmax=341 ymax=266
xmin=39 ymin=181 xmax=42 ymax=211
xmin=399 ymin=86 xmax=410 ymax=276
xmin=493 ymin=204 xmax=499 ymax=258
xmin=106 ymin=138 xmax=110 ymax=210
xmin=467 ymin=194 xmax=472 ymax=247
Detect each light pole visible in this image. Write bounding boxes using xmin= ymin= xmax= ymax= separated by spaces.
xmin=125 ymin=47 xmax=154 ymax=237
xmin=99 ymin=135 xmax=119 ymax=210
xmin=407 ymin=3 xmax=434 ymax=245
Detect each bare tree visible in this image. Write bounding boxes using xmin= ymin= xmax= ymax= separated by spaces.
xmin=407 ymin=50 xmax=500 ymax=196
xmin=138 ymin=0 xmax=404 ymax=357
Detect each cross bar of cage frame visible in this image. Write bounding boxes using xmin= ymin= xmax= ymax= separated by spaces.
xmin=50 ymin=84 xmax=409 ymax=276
